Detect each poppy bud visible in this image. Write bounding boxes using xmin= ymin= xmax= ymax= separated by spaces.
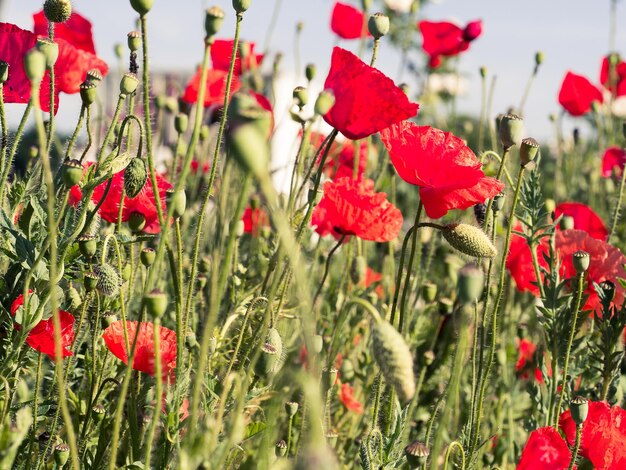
xmin=285 ymin=401 xmax=299 ymax=417
xmin=520 ymin=137 xmax=540 ymax=166
xmin=340 ymin=358 xmax=355 ymax=381
xmin=312 ymin=334 xmax=324 ymax=353
xmin=24 ymin=49 xmax=46 ymax=84
xmin=174 ymin=114 xmax=188 ymax=134
xmin=493 ymin=192 xmax=506 ymax=212
xmin=275 ymin=440 xmax=288 ymax=457
xmin=95 ymin=263 xmax=121 ymax=298
xmin=232 ymin=0 xmax=251 ymax=13
xmin=422 ymin=282 xmax=437 ymax=303
xmin=185 ymin=331 xmax=198 ymax=349
xmin=322 ymin=367 xmax=338 ymax=390
xmin=124 ymin=158 xmax=147 ymax=198
xmin=80 ymin=81 xmax=98 ymax=106
xmin=54 ymin=443 xmax=70 ymax=466
xmin=127 ymin=31 xmax=141 ymax=52
xmin=120 ymin=72 xmax=139 ymax=95
xmin=544 ymin=198 xmax=556 ymax=214
xmin=423 ymin=350 xmax=435 ymax=366
xmin=154 ymin=94 xmax=167 ymax=110
xmin=227 ymin=124 xmax=270 ymax=178
xmin=84 ymin=271 xmax=98 ymax=292
xmin=128 ymin=211 xmax=146 ymax=232
xmin=122 ymin=263 xmax=131 ymax=281
xmin=404 ymin=440 xmax=429 ymax=468
xmin=205 ymin=6 xmax=225 ymax=38
xmin=61 ymin=159 xmax=83 ymax=187
xmin=498 ymin=113 xmax=524 ymax=150
xmin=114 ymin=43 xmax=124 ymax=60
xmin=101 ymin=311 xmax=118 ymax=328
xmin=305 ymin=63 xmax=316 ymax=81
xmin=199 ymin=124 xmax=210 ymax=142
xmin=36 ymin=38 xmax=59 ymax=68
xmin=314 ymin=90 xmax=335 ymax=116
xmin=560 ymin=215 xmax=575 ymax=230
xmin=293 ymin=86 xmax=308 ymax=109
xmin=92 ymin=404 xmax=106 ymax=422
xmin=130 ymin=0 xmax=154 ymax=15
xmin=44 ymin=0 xmax=72 ymax=23
xmin=326 ymin=430 xmax=338 ymax=448
xmin=599 ymin=280 xmax=616 ymax=302
xmin=140 ymin=247 xmax=156 ymax=267
xmin=368 ymin=13 xmax=390 ymax=39
xmin=0 ymin=61 xmax=9 ymax=83
xmin=479 ymin=66 xmax=487 ymax=78
xmin=144 ymin=289 xmax=167 ymax=318
xmin=372 ymin=319 xmax=415 ymax=403
xmin=570 ymin=396 xmax=589 ymax=426
xmin=361 ymin=0 xmax=372 ymax=10
xmin=234 ymin=220 xmax=245 ymax=237
xmin=441 ymin=223 xmax=497 ymax=258
xmin=572 ymin=250 xmax=590 ymax=274
xmin=462 ymin=21 xmax=482 ymax=42
xmin=457 ymin=263 xmax=484 ymax=304
xmin=78 ymin=234 xmax=98 ymax=259
xmin=167 ymin=189 xmax=187 ymax=218
xmin=399 ymin=83 xmax=409 ymax=95
xmin=267 ymin=327 xmax=283 ymax=362
xmin=255 ymin=343 xmax=279 ymax=377
xmin=350 ymin=256 xmax=367 ymax=285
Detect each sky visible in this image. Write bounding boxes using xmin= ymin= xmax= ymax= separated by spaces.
xmin=1 ymin=0 xmax=624 ymax=140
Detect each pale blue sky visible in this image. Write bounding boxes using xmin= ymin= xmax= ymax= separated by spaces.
xmin=1 ymin=0 xmax=624 ymax=139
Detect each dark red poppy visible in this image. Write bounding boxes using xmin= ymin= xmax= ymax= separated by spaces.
xmin=102 ymin=320 xmax=177 ymax=379
xmin=69 ymin=185 xmax=83 ymax=206
xmin=516 ymin=427 xmax=573 ymax=470
xmin=602 ymin=146 xmax=626 ymax=178
xmin=381 ymin=121 xmax=504 ymax=219
xmin=33 ymin=10 xmax=96 ymax=54
xmin=190 ymin=160 xmax=209 ymax=175
xmin=241 ymin=206 xmax=269 ymax=236
xmin=312 ymin=176 xmax=402 ymax=242
xmin=323 ymin=47 xmax=419 ymax=140
xmin=558 ymin=71 xmax=603 ymax=116
xmin=515 ymin=338 xmax=543 ymax=383
xmin=599 ymin=54 xmax=626 ymax=96
xmin=92 ymin=168 xmax=172 ymax=234
xmin=339 ymin=382 xmax=364 ymax=413
xmin=363 ymin=267 xmax=384 ymax=298
xmin=419 ymin=19 xmax=482 ymax=68
xmin=181 ymin=67 xmax=241 ymax=107
xmin=210 ymin=39 xmax=263 ymax=76
xmin=560 ymin=401 xmax=626 ymax=469
xmin=318 ymin=137 xmax=369 ymax=180
xmin=330 ymin=2 xmax=369 ymax=40
xmin=555 ymin=202 xmax=608 ymax=240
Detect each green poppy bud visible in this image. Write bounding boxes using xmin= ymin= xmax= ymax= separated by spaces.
xmin=227 ymin=123 xmax=270 ymax=178
xmin=493 ymin=193 xmax=506 ymax=212
xmin=570 ymin=396 xmax=589 ymax=426
xmin=124 ymin=158 xmax=147 ymax=198
xmin=314 ymin=90 xmax=335 ymax=116
xmin=94 ymin=263 xmax=121 ymax=298
xmin=167 ymin=189 xmax=186 ymax=218
xmin=560 ymin=215 xmax=575 ymax=230
xmin=255 ymin=343 xmax=279 ymax=377
xmin=312 ymin=334 xmax=324 ymax=353
xmin=479 ymin=66 xmax=488 ymax=78
xmin=54 ymin=443 xmax=70 ymax=466
xmin=340 ymin=358 xmax=355 ymax=381
xmin=140 ymin=247 xmax=156 ymax=267
xmin=573 ymin=250 xmax=590 ymax=274
xmin=368 ymin=13 xmax=390 ymax=39
xmin=120 ymin=72 xmax=139 ymax=95
xmin=130 ymin=0 xmax=154 ymax=16
xmin=44 ymin=0 xmax=72 ymax=23
xmin=535 ymin=51 xmax=544 ymax=66
xmin=232 ymin=0 xmax=251 ymax=14
xmin=0 ymin=61 xmax=9 ymax=83
xmin=144 ymin=289 xmax=167 ymax=318
xmin=80 ymin=81 xmax=98 ymax=106
xmin=127 ymin=31 xmax=141 ymax=52
xmin=24 ymin=49 xmax=46 ymax=84
xmin=114 ymin=43 xmax=124 ymax=60
xmin=457 ymin=263 xmax=484 ymax=304
xmin=422 ymin=282 xmax=437 ymax=303
xmin=78 ymin=234 xmax=98 ymax=259
xmin=61 ymin=159 xmax=83 ymax=186
xmin=293 ymin=86 xmax=308 ymax=109
xmin=36 ymin=38 xmax=59 ymax=68
xmin=441 ymin=223 xmax=497 ymax=258
xmin=275 ymin=440 xmax=288 ymax=457
xmin=350 ymin=256 xmax=367 ymax=285
xmin=305 ymin=63 xmax=316 ymax=81
xmin=174 ymin=113 xmax=188 ymax=134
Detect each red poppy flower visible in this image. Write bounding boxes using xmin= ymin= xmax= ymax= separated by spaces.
xmin=516 ymin=427 xmax=573 ymax=470
xmin=312 ymin=176 xmax=402 ymax=242
xmin=181 ymin=67 xmax=241 ymax=107
xmin=69 ymin=185 xmax=83 ymax=207
xmin=560 ymin=401 xmax=626 ymax=469
xmin=558 ymin=71 xmax=603 ymax=116
xmin=506 ymin=227 xmax=539 ymax=294
xmin=330 ymin=2 xmax=369 ymax=40
xmin=381 ymin=121 xmax=504 ymax=219
xmin=339 ymin=382 xmax=364 ymax=414
xmin=419 ymin=20 xmax=482 ymax=68
xmin=323 ymin=47 xmax=419 ymax=140
xmin=54 ymin=38 xmax=108 ymax=94
xmin=363 ymin=267 xmax=384 ymax=298
xmin=190 ymin=160 xmax=209 ymax=175
xmin=241 ymin=206 xmax=269 ymax=236
xmin=102 ymin=320 xmax=177 ymax=380
xmin=602 ymin=146 xmax=626 ymax=178
xmin=33 ymin=10 xmax=96 ymax=54
xmin=515 ymin=338 xmax=543 ymax=383
xmin=555 ymin=202 xmax=608 ymax=240
xmin=92 ymin=168 xmax=171 ymax=234
xmin=599 ymin=54 xmax=626 ymax=96
xmin=318 ymin=137 xmax=369 ymax=180
xmin=210 ymin=39 xmax=263 ymax=76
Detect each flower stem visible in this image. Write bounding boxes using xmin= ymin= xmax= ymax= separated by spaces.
xmin=568 ymin=425 xmax=582 ymax=470
xmin=144 ymin=317 xmax=163 ymax=468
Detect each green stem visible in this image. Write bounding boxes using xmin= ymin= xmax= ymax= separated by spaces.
xmin=144 ymin=317 xmax=163 ymax=468
xmin=398 ymin=202 xmax=423 ymax=334
xmin=443 ymin=441 xmax=466 ymax=470
xmin=568 ymin=425 xmax=582 ymax=470
xmin=28 ymin=352 xmax=43 ymax=462
xmin=0 ymin=101 xmax=32 ymax=203
xmin=46 ymin=21 xmax=55 ymax=154
xmin=312 ymin=235 xmax=346 ymax=306
xmin=370 ymin=39 xmax=380 ymax=67
xmin=65 ymin=105 xmax=86 ymax=159
xmin=609 ymin=145 xmax=626 ymax=242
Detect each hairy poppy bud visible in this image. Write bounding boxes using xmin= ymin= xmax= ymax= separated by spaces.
xmin=144 ymin=289 xmax=167 ymax=318
xmin=285 ymin=401 xmax=299 ymax=417
xmin=267 ymin=327 xmax=283 ymax=360
xmin=498 ymin=113 xmax=524 ymax=150
xmin=340 ymin=358 xmax=355 ymax=381
xmin=560 ymin=215 xmax=575 ymax=230
xmin=95 ymin=264 xmax=121 ymax=298
xmin=24 ymin=49 xmax=46 ymax=84
xmin=232 ymin=0 xmax=251 ymax=13
xmin=54 ymin=443 xmax=70 ymax=466
xmin=80 ymin=81 xmax=98 ymax=106
xmin=0 ymin=61 xmax=9 ymax=83
xmin=140 ymin=247 xmax=156 ymax=267
xmin=314 ymin=90 xmax=335 ymax=116
xmin=78 ymin=234 xmax=97 ymax=259
xmin=114 ymin=43 xmax=124 ymax=60
xmin=312 ymin=334 xmax=324 ymax=353
xmin=167 ymin=189 xmax=186 ymax=218
xmin=227 ymin=123 xmax=270 ymax=178
xmin=275 ymin=440 xmax=288 ymax=457
xmin=61 ymin=159 xmax=83 ymax=186
xmin=520 ymin=137 xmax=540 ymax=166
xmin=120 ymin=72 xmax=139 ymax=95
xmin=570 ymin=396 xmax=589 ymax=426
xmin=350 ymin=256 xmax=367 ymax=285
xmin=305 ymin=63 xmax=316 ymax=81
xmin=174 ymin=114 xmax=188 ymax=134
xmin=127 ymin=31 xmax=141 ymax=52
xmin=130 ymin=0 xmax=154 ymax=15
xmin=405 ymin=440 xmax=429 ymax=468
xmin=441 ymin=223 xmax=497 ymax=258
xmin=368 ymin=13 xmax=390 ymax=39
xmin=92 ymin=403 xmax=106 ymax=422
xmin=457 ymin=263 xmax=484 ymax=304
xmin=422 ymin=282 xmax=437 ymax=303
xmin=573 ymin=250 xmax=590 ymax=274
xmin=124 ymin=158 xmax=147 ymax=198
xmin=293 ymin=86 xmax=308 ymax=109
xmin=205 ymin=6 xmax=225 ymax=38
xmin=255 ymin=343 xmax=279 ymax=377
xmin=36 ymin=38 xmax=59 ymax=68
xmin=128 ymin=211 xmax=146 ymax=232
xmin=44 ymin=0 xmax=72 ymax=23
xmin=372 ymin=319 xmax=415 ymax=403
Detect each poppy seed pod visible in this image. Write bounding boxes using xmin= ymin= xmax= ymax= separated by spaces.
xmin=174 ymin=114 xmax=188 ymax=134
xmin=0 ymin=61 xmax=9 ymax=83
xmin=44 ymin=0 xmax=72 ymax=23
xmin=404 ymin=440 xmax=429 ymax=468
xmin=54 ymin=443 xmax=70 ymax=466
xmin=493 ymin=192 xmax=506 ymax=212
xmin=130 ymin=0 xmax=154 ymax=15
xmin=61 ymin=159 xmax=83 ymax=187
xmin=78 ymin=235 xmax=98 ymax=259
xmin=84 ymin=271 xmax=98 ymax=292
xmin=92 ymin=403 xmax=106 ymax=421
xmin=120 ymin=72 xmax=139 ymax=95
xmin=305 ymin=63 xmax=316 ymax=81
xmin=457 ymin=263 xmax=484 ymax=304
xmin=368 ymin=13 xmax=390 ymax=39
xmin=24 ymin=49 xmax=46 ymax=84
xmin=535 ymin=51 xmax=545 ymax=66
xmin=314 ymin=90 xmax=335 ymax=116
xmin=441 ymin=223 xmax=497 ymax=258
xmin=124 ymin=158 xmax=147 ymax=198
xmin=128 ymin=211 xmax=146 ymax=232
xmin=35 ymin=38 xmax=59 ymax=68
xmin=95 ymin=264 xmax=121 ymax=298
xmin=127 ymin=31 xmax=141 ymax=52
xmin=232 ymin=0 xmax=251 ymax=13
xmin=205 ymin=6 xmax=225 ymax=38
xmin=275 ymin=440 xmax=288 ymax=458
xmin=350 ymin=256 xmax=367 ymax=285
xmin=520 ymin=137 xmax=540 ymax=166
xmin=86 ymin=69 xmax=103 ymax=84
xmin=570 ymin=396 xmax=589 ymax=426
xmin=573 ymin=250 xmax=590 ymax=274
xmin=80 ymin=82 xmax=98 ymax=106
xmin=293 ymin=86 xmax=308 ymax=109
xmin=285 ymin=401 xmax=299 ymax=417
xmin=140 ymin=247 xmax=156 ymax=267
xmin=498 ymin=113 xmax=524 ymax=150
xmin=144 ymin=289 xmax=167 ymax=318
xmin=372 ymin=319 xmax=415 ymax=403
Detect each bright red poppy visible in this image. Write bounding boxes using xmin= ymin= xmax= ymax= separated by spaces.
xmin=558 ymin=71 xmax=603 ymax=116
xmin=330 ymin=2 xmax=369 ymax=40
xmin=241 ymin=206 xmax=269 ymax=235
xmin=54 ymin=38 xmax=108 ymax=94
xmin=210 ymin=39 xmax=263 ymax=76
xmin=554 ymin=202 xmax=608 ymax=240
xmin=33 ymin=9 xmax=96 ymax=54
xmin=515 ymin=338 xmax=543 ymax=383
xmin=312 ymin=176 xmax=402 ymax=242
xmin=363 ymin=267 xmax=384 ymax=298
xmin=381 ymin=121 xmax=504 ymax=219
xmin=516 ymin=427 xmax=573 ymax=470
xmin=560 ymin=401 xmax=626 ymax=469
xmin=599 ymin=54 xmax=626 ymax=96
xmin=318 ymin=137 xmax=369 ymax=180
xmin=92 ymin=168 xmax=172 ymax=234
xmin=602 ymin=146 xmax=626 ymax=178
xmin=339 ymin=382 xmax=364 ymax=414
xmin=181 ymin=67 xmax=241 ymax=107
xmin=419 ymin=19 xmax=482 ymax=68
xmin=102 ymin=320 xmax=177 ymax=380
xmin=323 ymin=47 xmax=419 ymax=140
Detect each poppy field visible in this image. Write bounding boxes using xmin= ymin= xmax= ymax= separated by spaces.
xmin=2 ymin=0 xmax=626 ymax=468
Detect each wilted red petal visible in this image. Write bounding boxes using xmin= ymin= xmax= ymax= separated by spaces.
xmin=33 ymin=10 xmax=96 ymax=54
xmin=181 ymin=67 xmax=241 ymax=107
xmin=558 ymin=71 xmax=603 ymax=116
xmin=210 ymin=39 xmax=263 ymax=76
xmin=330 ymin=2 xmax=369 ymax=40
xmin=555 ymin=202 xmax=608 ymax=240
xmin=602 ymin=146 xmax=626 ymax=178
xmin=323 ymin=47 xmax=419 ymax=140
xmin=517 ymin=427 xmax=573 ymax=470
